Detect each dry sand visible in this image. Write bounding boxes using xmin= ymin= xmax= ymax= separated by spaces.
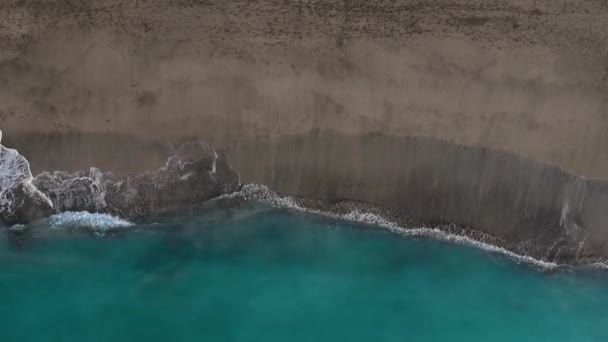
xmin=1 ymin=0 xmax=607 ymax=176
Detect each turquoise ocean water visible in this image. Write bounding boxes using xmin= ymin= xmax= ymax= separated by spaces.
xmin=0 ymin=205 xmax=607 ymax=341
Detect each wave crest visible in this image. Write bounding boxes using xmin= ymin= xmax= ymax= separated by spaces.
xmin=225 ymin=184 xmax=560 ymax=269
xmin=47 ymin=211 xmax=134 ymax=232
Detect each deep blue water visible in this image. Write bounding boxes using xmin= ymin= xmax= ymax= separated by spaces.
xmin=0 ymin=205 xmax=607 ymax=341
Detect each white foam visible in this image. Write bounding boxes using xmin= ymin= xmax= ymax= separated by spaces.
xmin=589 ymin=262 xmax=608 ymax=270
xmin=179 ymin=172 xmax=193 ymax=180
xmin=9 ymin=223 xmax=26 ymax=231
xmin=229 ymin=184 xmax=560 ymax=270
xmin=48 ymin=211 xmax=133 ymax=232
xmin=338 ymin=210 xmax=559 ymax=269
xmin=211 ymin=148 xmax=218 ymax=174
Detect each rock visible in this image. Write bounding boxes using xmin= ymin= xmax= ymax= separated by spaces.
xmin=14 ymin=182 xmax=55 ymax=223
xmin=0 ymin=144 xmax=54 ymax=225
xmin=32 ymin=141 xmax=241 ymax=221
xmin=33 ymin=169 xmax=109 ymax=213
xmin=2 ymin=135 xmax=241 ymax=225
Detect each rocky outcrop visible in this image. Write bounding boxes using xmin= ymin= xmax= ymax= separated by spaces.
xmin=0 ymin=131 xmax=54 ymax=225
xmin=0 ymin=137 xmax=241 ymax=224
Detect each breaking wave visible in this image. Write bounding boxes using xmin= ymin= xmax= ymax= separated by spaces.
xmin=47 ymin=211 xmax=134 ymax=232
xmin=223 ymin=184 xmax=561 ymax=270
xmin=341 ymin=210 xmax=561 ymax=270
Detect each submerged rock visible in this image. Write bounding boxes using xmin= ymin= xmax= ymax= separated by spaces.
xmin=1 ymin=136 xmax=241 ymax=225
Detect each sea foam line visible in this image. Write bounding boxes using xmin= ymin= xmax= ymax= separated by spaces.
xmin=342 ymin=210 xmax=560 ymax=269
xmin=224 ymin=184 xmax=560 ymax=270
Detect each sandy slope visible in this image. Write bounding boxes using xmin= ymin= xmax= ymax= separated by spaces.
xmin=1 ymin=0 xmax=607 ymax=176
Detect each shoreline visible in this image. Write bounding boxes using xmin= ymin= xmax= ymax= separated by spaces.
xmin=3 ymin=133 xmax=608 ymax=266
xmin=218 ymin=184 xmax=608 ymax=269
xmin=7 ymin=185 xmax=608 ymax=272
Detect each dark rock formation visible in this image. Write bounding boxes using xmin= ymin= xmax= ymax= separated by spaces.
xmin=0 ymin=133 xmax=54 ymax=225
xmin=1 ymin=138 xmax=241 ymax=224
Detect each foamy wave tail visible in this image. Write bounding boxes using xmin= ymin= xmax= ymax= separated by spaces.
xmin=47 ymin=211 xmax=133 ymax=232
xmin=227 ymin=184 xmax=560 ymax=270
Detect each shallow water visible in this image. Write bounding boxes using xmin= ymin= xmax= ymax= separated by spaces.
xmin=1 ymin=205 xmax=607 ymax=341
